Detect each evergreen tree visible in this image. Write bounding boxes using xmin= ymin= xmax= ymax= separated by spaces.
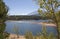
xmin=0 ymin=0 xmax=9 ymax=39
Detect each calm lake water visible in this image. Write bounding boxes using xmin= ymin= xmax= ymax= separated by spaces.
xmin=5 ymin=20 xmax=57 ymax=35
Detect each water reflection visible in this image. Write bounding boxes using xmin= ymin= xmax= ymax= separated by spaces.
xmin=5 ymin=20 xmax=57 ymax=35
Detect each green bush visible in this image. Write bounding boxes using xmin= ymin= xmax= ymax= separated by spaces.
xmin=25 ymin=32 xmax=33 ymax=39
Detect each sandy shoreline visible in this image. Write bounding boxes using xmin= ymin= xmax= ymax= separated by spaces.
xmin=38 ymin=22 xmax=56 ymax=27
xmin=8 ymin=34 xmax=25 ymax=39
xmin=31 ymin=22 xmax=56 ymax=27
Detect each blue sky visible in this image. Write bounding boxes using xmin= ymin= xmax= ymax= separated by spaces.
xmin=4 ymin=0 xmax=39 ymax=15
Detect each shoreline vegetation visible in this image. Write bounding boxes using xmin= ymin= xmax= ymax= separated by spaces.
xmin=7 ymin=23 xmax=56 ymax=39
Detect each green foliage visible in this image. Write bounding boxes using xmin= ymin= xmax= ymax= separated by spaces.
xmin=0 ymin=0 xmax=9 ymax=39
xmin=48 ymin=32 xmax=54 ymax=39
xmin=0 ymin=23 xmax=6 ymax=32
xmin=0 ymin=33 xmax=4 ymax=39
xmin=3 ymin=32 xmax=10 ymax=39
xmin=25 ymin=32 xmax=33 ymax=39
xmin=35 ymin=0 xmax=60 ymax=39
xmin=0 ymin=0 xmax=8 ymax=21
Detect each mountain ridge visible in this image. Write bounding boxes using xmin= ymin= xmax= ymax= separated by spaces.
xmin=28 ymin=11 xmax=40 ymax=16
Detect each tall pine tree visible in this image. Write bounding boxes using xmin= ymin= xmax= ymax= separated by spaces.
xmin=0 ymin=0 xmax=9 ymax=39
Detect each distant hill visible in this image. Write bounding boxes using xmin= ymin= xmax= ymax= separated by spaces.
xmin=28 ymin=11 xmax=40 ymax=16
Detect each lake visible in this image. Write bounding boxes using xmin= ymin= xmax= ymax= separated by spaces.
xmin=5 ymin=20 xmax=57 ymax=35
